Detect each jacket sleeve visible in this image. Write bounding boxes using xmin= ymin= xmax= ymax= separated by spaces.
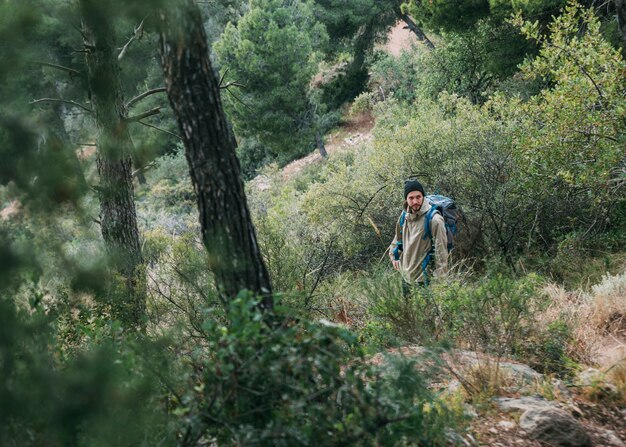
xmin=388 ymin=214 xmax=403 ymax=261
xmin=431 ymin=214 xmax=449 ymax=278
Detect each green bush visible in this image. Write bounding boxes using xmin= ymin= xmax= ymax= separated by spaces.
xmin=364 ymin=267 xmax=549 ymax=360
xmin=237 ymin=137 xmax=275 ymax=181
xmin=514 ymin=318 xmax=575 ymax=377
xmin=175 ymin=294 xmax=462 ymax=446
xmin=0 ymin=299 xmax=175 ymax=447
xmin=138 ymin=148 xmax=198 ymax=235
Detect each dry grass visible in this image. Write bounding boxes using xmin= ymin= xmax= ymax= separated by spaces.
xmin=543 ymin=272 xmax=626 ymax=404
xmin=543 ymin=272 xmax=626 ymax=366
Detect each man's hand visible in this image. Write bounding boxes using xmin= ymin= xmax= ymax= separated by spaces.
xmin=392 ymin=259 xmax=400 ymax=271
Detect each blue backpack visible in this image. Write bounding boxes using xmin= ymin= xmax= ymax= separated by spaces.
xmin=393 ymin=195 xmax=460 ymax=280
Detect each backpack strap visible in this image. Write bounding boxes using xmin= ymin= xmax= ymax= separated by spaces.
xmin=421 ymin=206 xmax=439 ymax=285
xmin=421 ymin=246 xmax=435 ymax=286
xmin=392 ymin=211 xmax=406 ymax=261
xmin=422 ymin=206 xmax=439 ymax=242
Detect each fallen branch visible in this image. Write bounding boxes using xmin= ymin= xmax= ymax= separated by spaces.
xmin=220 ymin=81 xmax=245 ymax=89
xmin=399 ymin=13 xmax=435 ymax=50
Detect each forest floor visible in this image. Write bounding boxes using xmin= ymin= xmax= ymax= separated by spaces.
xmin=367 ymin=344 xmax=626 ymax=446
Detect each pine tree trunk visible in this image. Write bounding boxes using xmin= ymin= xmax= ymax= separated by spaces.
xmin=158 ymin=0 xmax=272 ymax=309
xmin=80 ymin=0 xmax=145 ymax=328
xmin=316 ymin=131 xmax=328 ymax=158
xmin=396 ymin=12 xmax=435 ymax=50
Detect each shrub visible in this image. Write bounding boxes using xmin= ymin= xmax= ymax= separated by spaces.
xmin=364 ymin=267 xmax=549 ymax=360
xmin=0 ymin=298 xmax=175 ymax=446
xmin=175 ymin=294 xmax=462 ymax=446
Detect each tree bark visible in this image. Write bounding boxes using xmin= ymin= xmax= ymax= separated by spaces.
xmin=316 ymin=131 xmax=328 ymax=159
xmin=397 ymin=12 xmax=435 ymax=50
xmin=80 ymin=0 xmax=146 ymax=328
xmin=158 ymin=0 xmax=272 ymax=309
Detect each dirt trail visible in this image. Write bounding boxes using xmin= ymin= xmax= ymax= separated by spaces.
xmin=282 ymin=112 xmax=374 ymax=180
xmin=251 ymin=21 xmax=418 ymax=191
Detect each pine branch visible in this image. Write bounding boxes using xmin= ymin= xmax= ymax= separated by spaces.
xmin=125 ymin=87 xmax=167 ymax=109
xmin=132 ymin=160 xmax=157 ymax=178
xmin=137 ymin=120 xmax=182 ymax=140
xmin=35 ymin=61 xmax=81 ymax=77
xmin=125 ymin=106 xmax=161 ymax=122
xmin=30 ymin=98 xmax=92 ymax=113
xmin=118 ymin=17 xmax=146 ymax=61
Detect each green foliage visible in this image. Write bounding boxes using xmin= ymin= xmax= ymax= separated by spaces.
xmin=313 ymin=0 xmax=399 ymax=107
xmin=144 ymin=231 xmax=222 ymax=339
xmin=215 ymin=0 xmax=329 ymax=155
xmin=139 ymin=148 xmax=196 ymax=220
xmin=368 ymin=50 xmax=422 ymax=104
xmin=365 ymin=269 xmax=443 ymax=345
xmin=433 ymin=272 xmax=546 ymax=357
xmin=313 ymin=0 xmax=384 ymax=42
xmin=0 ymin=299 xmax=175 ymax=447
xmin=511 ymin=1 xmax=626 ymax=215
xmin=247 ymin=168 xmax=344 ymax=303
xmin=363 ymin=267 xmax=549 ymax=359
xmin=237 ymin=137 xmax=275 ymax=180
xmin=406 ymin=0 xmax=491 ymax=33
xmin=420 ymin=21 xmax=533 ymax=102
xmin=514 ymin=318 xmax=575 ymax=376
xmin=175 ymin=294 xmax=460 ymax=446
xmin=369 ymin=24 xmax=537 ymax=106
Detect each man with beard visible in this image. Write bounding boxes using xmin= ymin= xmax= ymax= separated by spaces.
xmin=389 ymin=179 xmax=449 ymax=292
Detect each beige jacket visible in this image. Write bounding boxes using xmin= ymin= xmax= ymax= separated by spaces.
xmin=389 ymin=200 xmax=449 ymax=284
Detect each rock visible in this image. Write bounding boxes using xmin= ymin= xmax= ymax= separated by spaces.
xmin=519 ymin=407 xmax=592 ymax=447
xmin=500 ymin=361 xmax=543 ymax=384
xmin=494 ymin=395 xmax=556 ymax=413
xmin=454 ymin=351 xmax=542 ymax=392
xmin=601 ymin=429 xmax=625 ymax=447
xmin=497 ymin=420 xmax=516 ymax=430
xmin=577 ymin=368 xmax=602 ymax=385
xmin=463 ymin=403 xmax=478 ymax=418
xmin=576 ymin=368 xmax=618 ymax=395
xmin=551 ymin=378 xmax=573 ymax=399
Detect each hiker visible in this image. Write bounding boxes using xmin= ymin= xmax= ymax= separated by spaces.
xmin=389 ymin=179 xmax=449 ymax=290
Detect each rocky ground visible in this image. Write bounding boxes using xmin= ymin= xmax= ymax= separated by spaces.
xmin=370 ymin=346 xmax=625 ymax=446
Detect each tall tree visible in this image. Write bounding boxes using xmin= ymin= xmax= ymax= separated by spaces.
xmin=214 ymin=0 xmax=329 ymax=158
xmin=158 ymin=0 xmax=273 ymax=308
xmin=80 ymin=0 xmax=146 ymax=328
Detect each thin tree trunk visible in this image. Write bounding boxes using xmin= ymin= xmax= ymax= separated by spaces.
xmin=316 ymin=131 xmax=328 ymax=158
xmin=397 ymin=13 xmax=435 ymax=50
xmin=80 ymin=0 xmax=145 ymax=328
xmin=158 ymin=0 xmax=272 ymax=309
